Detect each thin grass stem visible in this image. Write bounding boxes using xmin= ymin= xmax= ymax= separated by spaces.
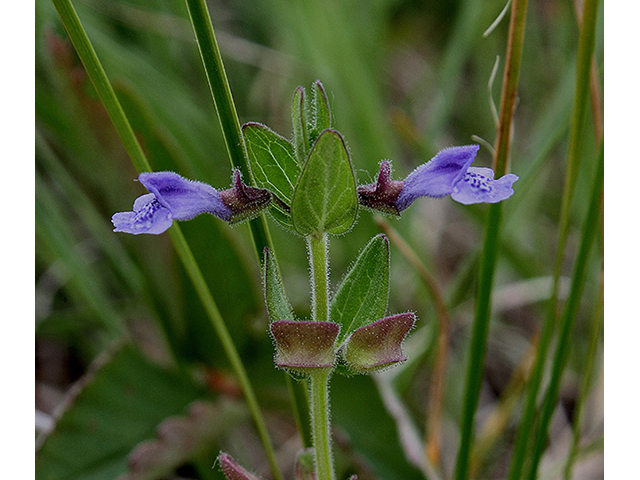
xmin=506 ymin=0 xmax=600 ymax=476
xmin=563 ymin=266 xmax=603 ymax=479
xmin=452 ymin=1 xmax=528 ymax=478
xmin=524 ymin=142 xmax=603 ymax=480
xmin=182 ymin=0 xmax=272 ymax=257
xmin=51 ymin=2 xmax=283 ymax=478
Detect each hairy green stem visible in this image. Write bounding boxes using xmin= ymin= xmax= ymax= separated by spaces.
xmin=453 ymin=1 xmax=528 ymax=478
xmin=506 ymin=0 xmax=599 ymax=477
xmin=308 ymin=233 xmax=330 ymax=324
xmin=309 ymin=369 xmax=335 ymax=480
xmin=306 ymin=232 xmax=334 ymax=479
xmin=51 ymin=2 xmax=282 ymax=479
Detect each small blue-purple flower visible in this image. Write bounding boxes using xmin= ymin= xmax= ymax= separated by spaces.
xmin=112 ymin=170 xmax=271 ymax=235
xmin=357 ymin=145 xmax=518 ymax=214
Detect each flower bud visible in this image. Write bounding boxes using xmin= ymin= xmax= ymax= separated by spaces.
xmin=218 ymin=453 xmax=261 ymax=480
xmin=219 ymin=169 xmax=272 ymax=224
xmin=294 ymin=448 xmax=316 ymax=480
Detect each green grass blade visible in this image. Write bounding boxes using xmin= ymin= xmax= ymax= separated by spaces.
xmin=51 ymin=2 xmax=281 ymax=477
xmin=563 ymin=268 xmax=603 ymax=479
xmin=506 ymin=0 xmax=600 ymax=476
xmin=453 ymin=1 xmax=529 ymax=478
xmin=524 ymin=143 xmax=603 ymax=480
xmin=182 ymin=0 xmax=272 ymax=259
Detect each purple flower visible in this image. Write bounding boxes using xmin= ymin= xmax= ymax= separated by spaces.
xmin=450 ymin=166 xmax=519 ymax=205
xmin=342 ymin=313 xmax=415 ymax=373
xmin=112 ymin=170 xmax=271 ymax=235
xmin=357 ymin=145 xmax=518 ymax=214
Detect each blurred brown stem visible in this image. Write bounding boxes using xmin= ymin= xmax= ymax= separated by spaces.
xmin=573 ymin=0 xmax=603 ymax=144
xmin=374 ymin=216 xmax=450 ymax=468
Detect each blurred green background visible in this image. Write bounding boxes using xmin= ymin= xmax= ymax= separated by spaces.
xmin=35 ymin=0 xmax=603 ymax=479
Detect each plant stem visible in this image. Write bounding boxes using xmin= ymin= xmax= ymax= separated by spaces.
xmin=306 ymin=232 xmax=334 ymax=479
xmin=563 ymin=266 xmax=603 ymax=480
xmin=309 ymin=369 xmax=335 ymax=480
xmin=453 ymin=202 xmax=503 ymax=480
xmin=51 ymin=2 xmax=282 ymax=479
xmin=453 ymin=1 xmax=528 ymax=478
xmin=308 ymin=233 xmax=330 ymax=324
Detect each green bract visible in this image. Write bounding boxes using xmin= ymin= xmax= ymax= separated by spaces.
xmin=331 ymin=234 xmax=390 ymax=346
xmin=291 ymin=129 xmax=358 ymax=236
xmin=262 ymin=248 xmax=295 ymax=324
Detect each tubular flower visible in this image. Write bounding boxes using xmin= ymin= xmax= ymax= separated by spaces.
xmin=357 ymin=145 xmax=518 ymax=214
xmin=112 ymin=170 xmax=271 ymax=235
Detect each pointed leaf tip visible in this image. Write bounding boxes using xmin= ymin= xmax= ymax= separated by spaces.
xmin=262 ymin=248 xmax=295 ymax=323
xmin=331 ymin=234 xmax=390 ymax=346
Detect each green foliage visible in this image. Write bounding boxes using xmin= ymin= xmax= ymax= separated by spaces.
xmin=331 ymin=234 xmax=390 ymax=346
xmin=263 ymin=248 xmax=295 ymax=323
xmin=243 ymin=123 xmax=300 ymax=229
xmin=36 ymin=346 xmax=204 ymax=480
xmin=291 ymin=130 xmax=358 ymax=236
xmin=35 ymin=0 xmax=604 ymax=478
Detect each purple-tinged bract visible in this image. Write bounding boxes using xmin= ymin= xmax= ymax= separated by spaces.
xmin=270 ymin=320 xmax=340 ymax=372
xmin=218 ymin=453 xmax=262 ymax=480
xmin=342 ymin=312 xmax=415 ymax=373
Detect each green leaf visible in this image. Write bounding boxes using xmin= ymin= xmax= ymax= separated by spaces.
xmin=291 ymin=129 xmax=358 ymax=236
xmin=243 ymin=122 xmax=301 ymax=229
xmin=36 ymin=345 xmax=202 ymax=480
xmin=263 ymin=248 xmax=295 ymax=323
xmin=331 ymin=234 xmax=390 ymax=346
xmin=291 ymin=86 xmax=309 ymax=164
xmin=310 ymin=80 xmax=331 ymax=141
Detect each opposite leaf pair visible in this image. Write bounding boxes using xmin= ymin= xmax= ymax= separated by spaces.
xmin=264 ymin=234 xmax=415 ymax=374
